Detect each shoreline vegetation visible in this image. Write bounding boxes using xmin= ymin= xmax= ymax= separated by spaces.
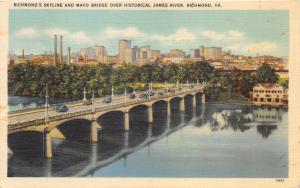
xmin=207 ymin=92 xmax=253 ymax=105
xmin=8 ymin=61 xmax=288 ymax=106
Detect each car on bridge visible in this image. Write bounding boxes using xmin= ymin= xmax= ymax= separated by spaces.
xmin=128 ymin=93 xmax=136 ymax=99
xmin=148 ymin=91 xmax=155 ymax=96
xmin=169 ymin=89 xmax=176 ymax=93
xmin=83 ymin=99 xmax=92 ymax=106
xmin=54 ymin=104 xmax=68 ymax=112
xmin=103 ymin=96 xmax=112 ymax=103
xmin=139 ymin=93 xmax=148 ymax=99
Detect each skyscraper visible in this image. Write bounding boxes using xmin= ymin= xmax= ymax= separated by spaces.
xmin=95 ymin=45 xmax=107 ymax=63
xmin=204 ymin=47 xmax=222 ymax=60
xmin=189 ymin=49 xmax=200 ymax=58
xmin=131 ymin=46 xmax=139 ymax=64
xmin=119 ymin=40 xmax=132 ymax=64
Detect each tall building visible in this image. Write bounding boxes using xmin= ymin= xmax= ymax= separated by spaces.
xmin=119 ymin=40 xmax=132 ymax=64
xmin=166 ymin=49 xmax=185 ymax=58
xmin=203 ymin=47 xmax=222 ymax=60
xmin=80 ymin=48 xmax=88 ymax=58
xmin=150 ymin=50 xmax=160 ymax=59
xmin=189 ymin=49 xmax=200 ymax=58
xmin=199 ymin=45 xmax=205 ymax=57
xmin=80 ymin=47 xmax=96 ymax=59
xmin=95 ymin=45 xmax=107 ymax=63
xmin=131 ymin=46 xmax=139 ymax=64
xmin=139 ymin=45 xmax=151 ymax=59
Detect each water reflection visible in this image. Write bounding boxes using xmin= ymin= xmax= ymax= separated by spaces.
xmin=8 ymin=102 xmax=287 ymax=177
xmin=201 ymin=104 xmax=284 ymax=139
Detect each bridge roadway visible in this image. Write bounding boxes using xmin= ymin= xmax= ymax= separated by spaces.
xmin=8 ymin=84 xmax=205 ymax=159
xmin=8 ymin=88 xmax=159 ymax=124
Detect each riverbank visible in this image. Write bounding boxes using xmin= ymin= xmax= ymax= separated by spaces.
xmin=207 ymin=92 xmax=254 ymax=106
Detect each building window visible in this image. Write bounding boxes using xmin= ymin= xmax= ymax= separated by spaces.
xmin=267 ymin=98 xmax=271 ymax=102
xmin=254 ymin=98 xmax=257 ymax=102
xmin=260 ymin=98 xmax=264 ymax=102
xmin=275 ymin=99 xmax=279 ymax=102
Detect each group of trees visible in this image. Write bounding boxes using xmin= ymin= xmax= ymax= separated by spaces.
xmin=8 ymin=61 xmax=214 ymax=99
xmin=204 ymin=63 xmax=282 ymax=100
xmin=8 ymin=61 xmax=285 ymax=100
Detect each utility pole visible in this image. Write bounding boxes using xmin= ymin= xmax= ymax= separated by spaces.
xmin=45 ymin=86 xmax=49 ymax=124
xmin=83 ymin=87 xmax=87 ymax=101
xmin=148 ymin=83 xmax=151 ymax=100
xmin=124 ymin=88 xmax=127 ymax=103
xmin=92 ymin=90 xmax=95 ymax=112
xmin=111 ymin=85 xmax=114 ymax=97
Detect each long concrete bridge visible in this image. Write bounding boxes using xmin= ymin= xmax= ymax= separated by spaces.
xmin=8 ymin=84 xmax=205 ymax=159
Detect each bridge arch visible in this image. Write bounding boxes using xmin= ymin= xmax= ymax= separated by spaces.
xmin=96 ymin=110 xmax=125 ymax=131
xmin=95 ymin=110 xmax=125 ymax=120
xmin=127 ymin=104 xmax=149 ymax=113
xmin=169 ymin=96 xmax=183 ymax=102
xmin=8 ymin=130 xmax=45 ymax=157
xmin=53 ymin=118 xmax=92 ymax=141
xmin=150 ymin=99 xmax=169 ymax=106
xmin=183 ymin=93 xmax=194 ymax=98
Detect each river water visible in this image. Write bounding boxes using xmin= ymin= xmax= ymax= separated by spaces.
xmin=8 ymin=96 xmax=288 ymax=178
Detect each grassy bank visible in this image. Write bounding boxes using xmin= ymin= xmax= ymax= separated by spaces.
xmin=207 ymin=91 xmax=254 ymax=105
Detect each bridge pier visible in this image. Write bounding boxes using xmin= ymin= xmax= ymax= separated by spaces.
xmin=147 ymin=125 xmax=152 ymax=138
xmin=124 ymin=131 xmax=129 ymax=148
xmin=147 ymin=105 xmax=153 ymax=123
xmin=202 ymin=93 xmax=206 ymax=104
xmin=43 ymin=158 xmax=52 ymax=177
xmin=166 ymin=115 xmax=171 ymax=130
xmin=44 ymin=128 xmax=52 ymax=159
xmin=167 ymin=101 xmax=171 ymax=116
xmin=90 ymin=143 xmax=97 ymax=164
xmin=180 ymin=98 xmax=185 ymax=112
xmin=90 ymin=120 xmax=99 ymax=143
xmin=193 ymin=94 xmax=196 ymax=107
xmin=124 ymin=111 xmax=130 ymax=131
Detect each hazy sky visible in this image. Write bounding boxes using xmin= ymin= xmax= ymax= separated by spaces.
xmin=9 ymin=10 xmax=289 ymax=56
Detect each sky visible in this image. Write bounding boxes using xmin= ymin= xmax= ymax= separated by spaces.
xmin=9 ymin=10 xmax=289 ymax=56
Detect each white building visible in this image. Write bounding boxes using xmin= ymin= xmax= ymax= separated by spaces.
xmin=251 ymin=83 xmax=288 ymax=107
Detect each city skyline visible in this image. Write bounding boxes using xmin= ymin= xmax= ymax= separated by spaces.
xmin=10 ymin=10 xmax=289 ymax=56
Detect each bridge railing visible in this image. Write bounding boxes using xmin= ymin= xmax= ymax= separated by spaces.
xmin=8 ymin=84 xmax=199 ymax=115
xmin=8 ymin=86 xmax=204 ymax=131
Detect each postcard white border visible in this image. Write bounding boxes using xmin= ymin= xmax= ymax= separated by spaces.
xmin=0 ymin=1 xmax=299 ymax=187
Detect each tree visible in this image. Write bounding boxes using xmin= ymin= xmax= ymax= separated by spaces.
xmin=256 ymin=63 xmax=278 ymax=83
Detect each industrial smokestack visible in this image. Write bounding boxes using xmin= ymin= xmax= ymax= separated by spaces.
xmin=22 ymin=49 xmax=24 ymax=59
xmin=60 ymin=35 xmax=63 ymax=63
xmin=67 ymin=47 xmax=71 ymax=65
xmin=54 ymin=35 xmax=57 ymax=65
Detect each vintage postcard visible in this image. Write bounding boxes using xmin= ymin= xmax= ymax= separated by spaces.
xmin=0 ymin=0 xmax=299 ymax=187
